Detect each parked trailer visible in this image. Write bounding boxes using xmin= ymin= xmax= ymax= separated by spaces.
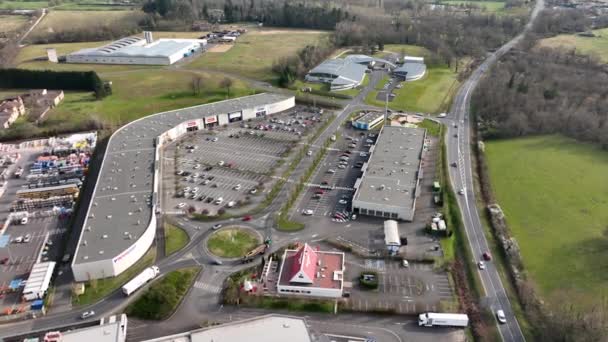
xmin=418 ymin=312 xmax=469 ymax=327
xmin=121 ymin=266 xmax=160 ymax=296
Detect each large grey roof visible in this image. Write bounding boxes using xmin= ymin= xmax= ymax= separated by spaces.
xmin=394 ymin=62 xmax=427 ymax=80
xmin=70 ymin=38 xmax=199 ymax=58
xmin=353 ymin=125 xmax=426 ymax=212
xmin=308 ymin=58 xmax=367 ymax=84
xmin=74 ymin=93 xmax=292 ymax=264
xmin=344 ymin=54 xmax=396 ymax=68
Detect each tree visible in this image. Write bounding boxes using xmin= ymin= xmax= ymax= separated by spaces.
xmin=220 ymin=77 xmax=233 ymax=97
xmin=191 ymin=75 xmax=204 ymax=95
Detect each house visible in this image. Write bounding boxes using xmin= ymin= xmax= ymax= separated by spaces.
xmin=276 ymin=243 xmax=345 ymax=298
xmin=0 ymin=96 xmax=26 ymax=129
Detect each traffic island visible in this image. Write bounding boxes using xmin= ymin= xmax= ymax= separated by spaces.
xmin=125 ymin=267 xmax=200 ymax=320
xmin=207 ymin=226 xmax=261 ymax=259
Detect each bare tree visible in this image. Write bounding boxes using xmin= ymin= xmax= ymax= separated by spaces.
xmin=220 ymin=77 xmax=233 ymax=97
xmin=191 ymin=75 xmax=204 ymax=95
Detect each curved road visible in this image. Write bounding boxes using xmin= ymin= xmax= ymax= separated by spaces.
xmin=446 ymin=0 xmax=544 ymax=341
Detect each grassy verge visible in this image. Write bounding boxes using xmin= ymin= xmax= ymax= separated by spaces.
xmin=125 ymin=267 xmax=199 ymax=320
xmin=164 ymin=223 xmax=189 ymax=257
xmin=72 ymin=247 xmax=156 ymax=306
xmin=207 ymin=228 xmax=260 ymax=258
xmin=242 ymin=295 xmax=334 ymax=313
xmin=365 ymin=66 xmax=459 ymax=114
xmin=276 ymin=215 xmax=305 ymax=231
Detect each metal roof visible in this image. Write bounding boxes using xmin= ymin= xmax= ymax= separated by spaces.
xmin=394 ymin=62 xmax=427 ymax=80
xmin=74 ymin=93 xmax=292 ymax=264
xmin=61 ymin=314 xmax=127 ymax=342
xmin=23 ymin=261 xmax=55 ymax=296
xmin=70 ymin=38 xmax=203 ymax=58
xmin=143 ymin=315 xmax=313 ymax=342
xmin=353 ymin=125 xmax=426 ymax=215
xmin=307 ymin=58 xmax=367 ymax=85
xmin=384 ymin=220 xmax=400 ymax=246
xmin=354 ymin=111 xmax=384 ymax=125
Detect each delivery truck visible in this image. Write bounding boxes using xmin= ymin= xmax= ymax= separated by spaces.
xmin=418 ymin=312 xmax=469 ymax=327
xmin=122 ymin=266 xmax=160 ymax=296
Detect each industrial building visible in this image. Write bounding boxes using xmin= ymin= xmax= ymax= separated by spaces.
xmin=393 ymin=56 xmax=427 ymax=81
xmin=276 ymin=243 xmax=345 ymax=298
xmin=7 ymin=314 xmax=128 ymax=342
xmin=72 ymin=93 xmax=295 ymax=281
xmin=144 ymin=315 xmax=315 ymax=342
xmin=351 ymin=125 xmax=426 ymax=221
xmin=352 ymin=111 xmax=384 ymax=130
xmin=67 ymin=32 xmax=207 ymax=65
xmin=305 ymin=58 xmax=367 ymax=91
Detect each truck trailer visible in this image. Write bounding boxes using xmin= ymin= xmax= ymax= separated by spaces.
xmin=121 ymin=265 xmax=160 ymax=296
xmin=418 ymin=312 xmax=469 ymax=327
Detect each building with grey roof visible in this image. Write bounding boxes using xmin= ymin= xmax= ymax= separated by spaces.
xmin=351 ymin=125 xmax=426 ymax=221
xmin=344 ymin=54 xmax=396 ymax=68
xmin=305 ymin=58 xmax=368 ymax=91
xmin=352 ymin=110 xmax=384 ymax=130
xmin=393 ymin=56 xmax=427 ymax=81
xmin=72 ymin=93 xmax=294 ymax=281
xmin=66 ymin=33 xmax=207 ymax=65
xmin=143 ymin=315 xmax=317 ymax=342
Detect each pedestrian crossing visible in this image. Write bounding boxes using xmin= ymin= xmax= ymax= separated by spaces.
xmin=193 ymin=281 xmax=222 ymax=294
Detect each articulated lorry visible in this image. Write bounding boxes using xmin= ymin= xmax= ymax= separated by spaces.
xmin=122 ymin=265 xmax=160 ymax=296
xmin=418 ymin=312 xmax=469 ymax=327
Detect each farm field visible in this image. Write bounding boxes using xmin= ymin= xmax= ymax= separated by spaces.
xmin=485 ymin=135 xmax=608 ymax=310
xmin=0 ymin=1 xmax=47 ymax=10
xmin=365 ymin=66 xmax=459 ymax=114
xmin=0 ymin=14 xmax=29 ymax=33
xmin=188 ymin=29 xmax=330 ymax=82
xmin=441 ymin=0 xmax=505 ymax=12
xmin=26 ymin=10 xmax=145 ymax=43
xmin=539 ymin=27 xmax=608 ymax=63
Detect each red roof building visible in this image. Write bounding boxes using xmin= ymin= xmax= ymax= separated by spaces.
xmin=277 ymin=243 xmax=345 ymax=298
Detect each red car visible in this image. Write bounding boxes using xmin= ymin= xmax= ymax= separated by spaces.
xmin=482 ymin=252 xmax=492 ymax=261
xmin=0 ymin=257 xmax=8 ymax=265
xmin=242 ymin=215 xmax=252 ymax=222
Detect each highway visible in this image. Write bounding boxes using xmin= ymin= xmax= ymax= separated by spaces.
xmin=445 ymin=0 xmax=545 ymax=341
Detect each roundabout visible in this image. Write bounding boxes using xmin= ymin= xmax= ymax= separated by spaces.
xmin=206 ymin=226 xmax=262 ymax=259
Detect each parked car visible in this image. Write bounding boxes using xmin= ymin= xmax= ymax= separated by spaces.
xmin=326 ymin=169 xmax=336 ymax=174
xmin=212 ymin=224 xmax=222 ymax=230
xmin=242 ymin=215 xmax=252 ymax=222
xmin=249 ymin=188 xmax=258 ymax=194
xmin=303 ymin=209 xmax=314 ymax=216
xmin=177 ymin=203 xmax=186 ymax=209
xmin=23 ymin=234 xmax=31 ymax=243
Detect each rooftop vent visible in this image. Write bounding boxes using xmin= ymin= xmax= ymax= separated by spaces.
xmin=102 ymin=234 xmax=108 ymax=239
xmin=83 ymin=256 xmax=88 ymax=260
xmin=99 ymin=250 xmax=104 ymax=255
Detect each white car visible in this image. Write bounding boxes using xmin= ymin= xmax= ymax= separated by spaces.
xmin=338 ymin=165 xmax=347 ymax=169
xmin=307 ymin=150 xmax=313 ymax=156
xmin=81 ymin=311 xmax=95 ymax=319
xmin=194 ymin=164 xmax=201 ymax=169
xmin=303 ymin=209 xmax=314 ymax=216
xmin=23 ymin=234 xmax=31 ymax=243
xmin=13 ymin=236 xmax=23 ymax=243
xmin=438 ymin=113 xmax=447 ymax=118
xmin=177 ymin=203 xmax=186 ymax=209
xmin=402 ymin=259 xmax=409 ymax=268
xmin=218 ymin=161 xmax=225 ymax=166
xmin=338 ymin=199 xmax=348 ymax=205
xmin=478 ymin=261 xmax=486 ymax=270
xmin=212 ymin=137 xmax=218 ymax=142
xmin=458 ymin=188 xmax=465 ymax=195
xmin=233 ymin=184 xmax=242 ymax=191
xmin=20 ymin=217 xmax=28 ymax=225
xmin=326 ymin=169 xmax=336 ymax=174
xmin=249 ymin=188 xmax=258 ymax=194
xmin=212 ymin=224 xmax=222 ymax=230
xmin=359 ymin=152 xmax=368 ymax=157
xmin=202 ymin=180 xmax=210 ymax=185
xmin=496 ymin=310 xmax=507 ymax=324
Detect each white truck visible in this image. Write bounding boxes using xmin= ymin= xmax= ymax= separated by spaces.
xmin=418 ymin=312 xmax=469 ymax=328
xmin=121 ymin=266 xmax=160 ymax=296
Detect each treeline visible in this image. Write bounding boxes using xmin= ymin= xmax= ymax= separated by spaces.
xmin=142 ymin=0 xmax=349 ymax=30
xmin=28 ymin=23 xmax=142 ymax=44
xmin=272 ymin=44 xmax=333 ymax=87
xmin=334 ymin=11 xmax=526 ymax=63
xmin=0 ymin=69 xmax=110 ymax=99
xmin=472 ymin=46 xmax=608 ymax=149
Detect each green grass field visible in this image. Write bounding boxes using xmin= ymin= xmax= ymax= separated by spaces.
xmin=0 ymin=14 xmax=29 ymax=33
xmin=365 ymin=66 xmax=459 ymax=114
xmin=0 ymin=1 xmax=48 ymax=10
xmin=189 ymin=29 xmax=330 ymax=82
xmin=126 ymin=267 xmax=199 ymax=320
xmin=164 ymin=223 xmax=189 ymax=256
xmin=27 ymin=10 xmax=145 ymax=43
xmin=485 ymin=135 xmax=608 ymax=310
xmin=376 ymin=44 xmax=431 ymax=59
xmin=207 ymin=228 xmax=260 ymax=258
xmin=539 ymin=27 xmax=608 ymax=63
xmin=441 ymin=1 xmax=506 ymax=12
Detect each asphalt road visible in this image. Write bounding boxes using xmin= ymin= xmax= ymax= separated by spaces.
xmin=445 ymin=0 xmax=545 ymax=341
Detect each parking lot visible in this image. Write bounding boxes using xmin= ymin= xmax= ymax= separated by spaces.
xmin=376 ymin=76 xmax=403 ymax=102
xmin=165 ymin=106 xmax=330 ymax=215
xmin=343 ymin=255 xmax=453 ymax=314
xmin=294 ymin=125 xmax=377 ymax=220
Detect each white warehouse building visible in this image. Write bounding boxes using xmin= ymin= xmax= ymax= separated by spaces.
xmin=72 ymin=93 xmax=295 ymax=281
xmin=66 ymin=32 xmax=207 ymax=65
